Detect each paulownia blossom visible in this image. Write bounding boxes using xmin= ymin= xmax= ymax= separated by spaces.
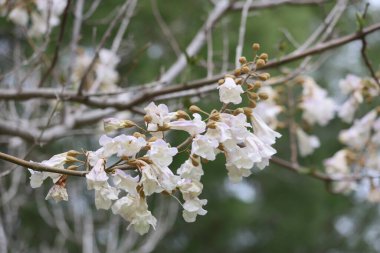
xmin=27 ymin=51 xmax=282 ymax=235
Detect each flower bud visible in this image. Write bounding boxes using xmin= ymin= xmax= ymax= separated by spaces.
xmin=258 ymin=92 xmax=269 ymax=100
xmin=256 ymin=59 xmax=266 ymax=68
xmin=144 ymin=115 xmax=152 ymax=123
xmin=258 ymin=73 xmax=270 ymax=81
xmin=133 ymin=132 xmax=146 ymax=139
xmin=189 ymin=105 xmax=202 ymax=113
xmin=148 ymin=136 xmax=158 ymax=143
xmin=218 ymin=79 xmax=225 ymax=85
xmin=210 ymin=112 xmax=220 ymax=121
xmin=234 ymin=68 xmax=242 ymax=76
xmin=233 ymin=108 xmax=244 ymax=115
xmin=243 ymin=107 xmax=253 ymax=116
xmin=239 ymin=56 xmax=247 ymax=64
xmin=252 ymin=43 xmax=260 ymax=51
xmin=176 ymin=110 xmax=190 ymax=119
xmin=207 ymin=121 xmax=217 ymax=129
xmin=253 ymin=81 xmax=262 ymax=89
xmin=248 ymin=100 xmax=257 ymax=108
xmin=190 ymin=156 xmax=199 ymax=167
xmin=241 ymin=66 xmax=250 ymax=74
xmin=259 ymin=53 xmax=268 ymax=61
xmin=66 ymin=165 xmax=79 ymax=170
xmin=67 ymin=150 xmax=81 ymax=157
xmin=248 ymin=92 xmax=258 ymax=100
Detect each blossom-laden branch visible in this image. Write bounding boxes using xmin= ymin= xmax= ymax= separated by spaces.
xmin=0 ymin=46 xmax=284 ymax=235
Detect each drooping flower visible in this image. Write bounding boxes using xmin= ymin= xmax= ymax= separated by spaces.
xmin=225 ymin=164 xmax=252 ymax=183
xmin=299 ymin=77 xmax=336 ymax=126
xmin=217 ymin=77 xmax=244 ymax=104
xmin=339 ymin=110 xmax=377 ymax=150
xmin=296 ymin=127 xmax=320 ymax=157
xmin=113 ymin=170 xmax=139 ymax=195
xmin=250 ymin=112 xmax=281 ymax=145
xmin=177 ymin=157 xmax=204 ymax=181
xmin=112 ymin=195 xmax=157 ymax=235
xmin=182 ymin=197 xmax=207 ymax=223
xmin=99 ymin=135 xmax=120 ymax=157
xmin=86 ymin=159 xmax=108 ymax=190
xmin=45 ymin=185 xmax=68 ymax=203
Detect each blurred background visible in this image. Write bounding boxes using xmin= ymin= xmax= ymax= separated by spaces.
xmin=1 ymin=0 xmax=380 ymax=252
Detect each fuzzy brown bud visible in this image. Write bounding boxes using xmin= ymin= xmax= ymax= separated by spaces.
xmin=258 ymin=73 xmax=270 ymax=81
xmin=133 ymin=132 xmax=146 ymax=139
xmin=218 ymin=79 xmax=225 ymax=85
xmin=252 ymin=43 xmax=260 ymax=51
xmin=239 ymin=56 xmax=247 ymax=64
xmin=249 ymin=100 xmax=257 ymax=108
xmin=67 ymin=150 xmax=81 ymax=157
xmin=243 ymin=107 xmax=253 ymax=116
xmin=256 ymin=59 xmax=266 ymax=68
xmin=144 ymin=115 xmax=152 ymax=123
xmin=253 ymin=81 xmax=262 ymax=89
xmin=258 ymin=92 xmax=269 ymax=100
xmin=189 ymin=105 xmax=202 ymax=113
xmin=176 ymin=110 xmax=190 ymax=119
xmin=259 ymin=53 xmax=268 ymax=61
xmin=207 ymin=121 xmax=217 ymax=129
xmin=234 ymin=68 xmax=242 ymax=76
xmin=241 ymin=66 xmax=250 ymax=74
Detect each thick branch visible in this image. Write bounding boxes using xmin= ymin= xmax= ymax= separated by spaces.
xmin=2 ymin=22 xmax=380 ymax=107
xmin=0 ymin=152 xmax=87 ymax=177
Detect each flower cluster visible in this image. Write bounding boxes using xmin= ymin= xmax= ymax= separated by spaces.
xmin=1 ymin=0 xmax=67 ymax=37
xmin=27 ymin=46 xmax=281 ymax=235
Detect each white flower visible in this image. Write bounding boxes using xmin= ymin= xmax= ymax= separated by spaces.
xmin=205 ymin=121 xmax=232 ymax=143
xmin=8 ymin=7 xmax=28 ymax=26
xmin=129 ymin=208 xmax=157 ymax=235
xmin=103 ymin=118 xmax=125 ymax=133
xmin=177 ymin=157 xmax=204 ymax=181
xmin=169 ymin=113 xmax=206 ymax=136
xmin=339 ymin=110 xmax=377 ymax=150
xmin=94 ymin=185 xmax=119 ymax=210
xmin=45 ymin=185 xmax=68 ymax=203
xmin=339 ymin=74 xmax=362 ymax=95
xmin=338 ymin=96 xmax=360 ymax=123
xmin=324 ymin=150 xmax=350 ymax=176
xmin=86 ymin=159 xmax=108 ymax=190
xmin=99 ymin=135 xmax=120 ymax=157
xmin=28 ymin=169 xmax=45 ymax=188
xmin=28 ymin=152 xmax=68 ymax=188
xmin=220 ymin=113 xmax=250 ymax=142
xmin=140 ymin=164 xmax=161 ymax=195
xmin=299 ymin=77 xmax=336 ymax=126
xmin=217 ymin=77 xmax=244 ymax=104
xmin=182 ymin=197 xmax=207 ymax=223
xmin=244 ymin=133 xmax=276 ymax=166
xmin=226 ymin=164 xmax=251 ymax=183
xmin=178 ymin=179 xmax=203 ymax=199
xmin=144 ymin=102 xmax=175 ymax=132
xmin=191 ymin=135 xmax=219 ymax=161
xmin=87 ymin=148 xmax=105 ymax=166
xmin=112 ymin=195 xmax=157 ymax=235
xmin=296 ymin=128 xmax=320 ymax=157
xmin=140 ymin=163 xmax=179 ymax=195
xmin=147 ymin=139 xmax=177 ymax=167
xmin=250 ymin=112 xmax=281 ymax=145
xmin=114 ymin=134 xmax=146 ymax=157
xmin=28 ymin=13 xmax=48 ymax=37
xmin=113 ymin=170 xmax=139 ymax=195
